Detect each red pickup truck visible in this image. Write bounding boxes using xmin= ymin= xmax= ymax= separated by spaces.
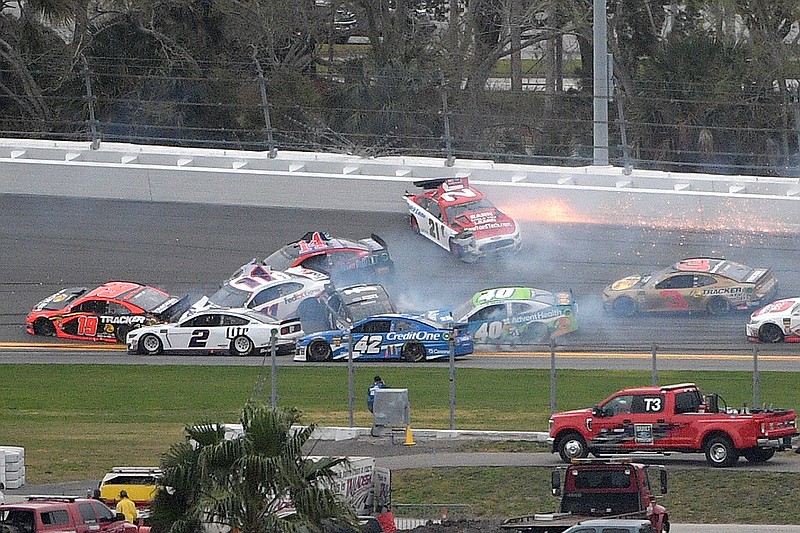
xmin=0 ymin=495 xmax=137 ymax=533
xmin=550 ymin=382 xmax=797 ymax=467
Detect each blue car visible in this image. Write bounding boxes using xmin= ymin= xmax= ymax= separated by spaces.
xmin=294 ymin=313 xmax=473 ymax=362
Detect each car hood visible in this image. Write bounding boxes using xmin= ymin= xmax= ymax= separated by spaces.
xmin=607 ymin=275 xmax=648 ymax=292
xmin=450 ymin=209 xmax=517 ymax=238
xmin=750 ymin=297 xmax=800 ymax=320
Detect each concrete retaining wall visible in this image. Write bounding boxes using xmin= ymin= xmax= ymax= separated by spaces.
xmin=2 ymin=138 xmax=799 ymax=230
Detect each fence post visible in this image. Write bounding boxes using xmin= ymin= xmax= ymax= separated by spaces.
xmin=347 ymin=329 xmax=354 ymax=427
xmin=270 ymin=331 xmax=278 ymax=408
xmin=651 ymin=343 xmax=658 ymax=386
xmin=80 ymin=55 xmax=100 ymax=150
xmin=439 ymin=71 xmax=454 ymax=167
xmin=449 ymin=335 xmax=456 ymax=430
xmin=253 ymin=54 xmax=277 ymax=158
xmin=753 ymin=345 xmax=760 ymax=410
xmin=549 ymin=338 xmax=557 ymax=414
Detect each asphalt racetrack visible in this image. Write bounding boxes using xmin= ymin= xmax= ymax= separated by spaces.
xmin=2 ymin=194 xmax=800 ymax=366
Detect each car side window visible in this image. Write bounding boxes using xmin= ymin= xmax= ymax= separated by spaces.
xmin=470 ymin=304 xmax=506 ymax=322
xmin=220 ymin=315 xmax=248 ymax=326
xmin=40 ymin=509 xmax=70 ymax=526
xmin=630 ymin=394 xmax=664 ymax=414
xmin=185 ymin=314 xmax=220 ymax=327
xmin=77 ymin=502 xmax=97 ymax=524
xmin=694 ymin=275 xmax=716 ymax=287
xmin=655 ymin=275 xmax=694 ymax=290
xmin=603 ymin=395 xmax=634 ymax=415
xmin=106 ymin=302 xmax=128 ymax=315
xmin=393 ymin=319 xmax=417 ymax=332
xmin=90 ymin=502 xmax=114 ymax=521
xmin=251 ymin=286 xmax=282 ymax=307
xmin=429 ymin=201 xmax=442 ymax=220
xmin=73 ymin=299 xmax=107 ymax=314
xmin=512 ymin=302 xmax=539 ymax=314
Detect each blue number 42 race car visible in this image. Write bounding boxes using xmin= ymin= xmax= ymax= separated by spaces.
xmin=294 ymin=314 xmax=473 ymax=362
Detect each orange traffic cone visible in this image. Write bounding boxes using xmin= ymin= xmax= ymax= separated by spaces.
xmin=403 ymin=425 xmax=416 ymax=446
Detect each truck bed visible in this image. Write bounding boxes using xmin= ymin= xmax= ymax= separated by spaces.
xmin=501 ymin=510 xmax=649 ymax=533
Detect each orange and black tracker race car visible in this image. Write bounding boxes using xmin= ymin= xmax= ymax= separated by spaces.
xmin=26 ymin=281 xmax=187 ymax=343
xmin=602 ymin=257 xmax=778 ymax=317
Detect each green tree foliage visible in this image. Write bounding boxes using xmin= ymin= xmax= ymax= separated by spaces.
xmin=150 ymin=403 xmax=357 ymax=533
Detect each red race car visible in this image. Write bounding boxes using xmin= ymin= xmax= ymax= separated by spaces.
xmin=263 ymin=231 xmax=394 ymax=284
xmin=27 ymin=281 xmax=186 ymax=343
xmin=404 ymin=177 xmax=521 ymax=262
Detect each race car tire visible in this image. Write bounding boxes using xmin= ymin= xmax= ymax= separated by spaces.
xmin=140 ymin=334 xmax=163 ymax=356
xmin=33 ymin=318 xmax=56 ymax=336
xmin=742 ymin=447 xmax=775 ymax=463
xmin=706 ymin=296 xmax=730 ymax=316
xmin=758 ymin=323 xmax=785 ymax=343
xmin=308 ymin=340 xmax=332 ymax=362
xmin=704 ymin=434 xmax=739 ymax=467
xmin=557 ymin=431 xmax=588 ymax=463
xmin=409 ymin=215 xmax=420 ymax=234
xmin=403 ymin=342 xmax=426 ymax=362
xmin=611 ymin=297 xmax=636 ymax=317
xmin=231 ymin=335 xmax=255 ymax=356
xmin=522 ymin=322 xmax=549 ymax=343
xmin=114 ymin=325 xmax=132 ymax=344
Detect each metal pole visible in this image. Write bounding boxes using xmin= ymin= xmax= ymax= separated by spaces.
xmin=347 ymin=330 xmax=355 ymax=427
xmin=615 ymin=82 xmax=632 ymax=175
xmin=592 ymin=0 xmax=609 ymax=165
xmin=439 ymin=71 xmax=455 ymax=167
xmin=270 ymin=331 xmax=278 ymax=408
xmin=81 ymin=55 xmax=100 ymax=150
xmin=651 ymin=343 xmax=658 ymax=386
xmin=449 ymin=336 xmax=456 ymax=430
xmin=253 ymin=54 xmax=277 ymax=158
xmin=549 ymin=339 xmax=556 ymax=414
xmin=753 ymin=345 xmax=760 ymax=410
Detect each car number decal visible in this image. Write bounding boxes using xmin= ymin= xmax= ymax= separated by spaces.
xmin=474 ymin=321 xmax=504 ymax=340
xmin=353 ymin=335 xmax=383 ymax=355
xmin=428 ymin=218 xmax=446 ymax=242
xmin=659 ymin=289 xmax=688 ymax=310
xmin=189 ymin=329 xmax=210 ymax=347
xmin=440 ymin=183 xmax=477 ymax=203
xmin=77 ymin=315 xmax=99 ymax=336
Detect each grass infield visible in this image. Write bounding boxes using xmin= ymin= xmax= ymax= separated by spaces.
xmin=2 ymin=364 xmax=799 ymax=523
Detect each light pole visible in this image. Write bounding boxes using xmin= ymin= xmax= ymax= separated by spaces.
xmin=593 ymin=0 xmax=609 ymax=165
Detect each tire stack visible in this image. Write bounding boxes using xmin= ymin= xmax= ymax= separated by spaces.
xmin=0 ymin=446 xmax=26 ymax=489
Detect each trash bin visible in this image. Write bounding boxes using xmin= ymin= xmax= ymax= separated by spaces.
xmin=372 ymin=388 xmax=410 ymax=437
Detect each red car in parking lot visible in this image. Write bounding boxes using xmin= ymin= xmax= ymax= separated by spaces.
xmin=26 ymin=281 xmax=185 ymax=343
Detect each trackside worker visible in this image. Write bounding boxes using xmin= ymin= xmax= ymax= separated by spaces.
xmin=367 ymin=375 xmax=387 ymax=413
xmin=116 ymin=490 xmax=138 ymax=524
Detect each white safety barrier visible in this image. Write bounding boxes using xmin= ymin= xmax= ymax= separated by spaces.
xmin=0 ymin=446 xmax=25 ymax=489
xmin=1 ymin=138 xmax=799 ymax=229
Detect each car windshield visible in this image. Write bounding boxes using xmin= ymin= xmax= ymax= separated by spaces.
xmin=123 ymin=287 xmax=172 ymax=312
xmin=264 ymin=247 xmax=298 ymax=270
xmin=208 ymin=284 xmax=250 ymax=307
xmin=716 ymin=261 xmax=759 ymax=283
xmin=452 ymin=300 xmax=474 ymax=322
xmin=444 ymin=198 xmax=496 ymax=221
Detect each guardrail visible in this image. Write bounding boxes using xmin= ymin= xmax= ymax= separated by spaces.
xmin=1 ymin=138 xmax=799 ymax=229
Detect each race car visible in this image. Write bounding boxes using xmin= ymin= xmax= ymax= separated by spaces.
xmin=184 ymin=260 xmax=329 ymax=321
xmin=746 ymin=297 xmax=800 ymax=343
xmin=27 ymin=281 xmax=186 ymax=343
xmin=127 ymin=308 xmax=302 ymax=356
xmin=297 ymin=283 xmax=397 ymax=334
xmin=602 ymin=257 xmax=778 ymax=317
xmin=294 ymin=314 xmax=473 ymax=362
xmin=404 ymin=177 xmax=521 ymax=262
xmin=424 ymin=287 xmax=577 ymax=345
xmin=263 ymin=231 xmax=394 ymax=284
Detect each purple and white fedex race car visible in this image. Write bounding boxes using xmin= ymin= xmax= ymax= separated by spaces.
xmin=294 ymin=313 xmax=473 ymax=362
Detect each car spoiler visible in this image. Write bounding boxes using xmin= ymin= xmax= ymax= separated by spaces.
xmin=412 ymin=178 xmax=449 ymax=189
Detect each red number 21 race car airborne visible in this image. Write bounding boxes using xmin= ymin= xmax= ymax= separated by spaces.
xmin=404 ymin=177 xmax=521 ymax=262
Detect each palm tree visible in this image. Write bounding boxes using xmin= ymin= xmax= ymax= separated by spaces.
xmin=150 ymin=402 xmax=358 ymax=533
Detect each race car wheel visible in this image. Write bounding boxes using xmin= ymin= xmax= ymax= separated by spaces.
xmin=557 ymin=431 xmax=588 ymax=463
xmin=706 ymin=296 xmax=730 ymax=316
xmin=403 ymin=342 xmax=426 ymax=362
xmin=231 ymin=335 xmax=255 ymax=356
xmin=522 ymin=322 xmax=549 ymax=343
xmin=33 ymin=318 xmax=56 ymax=336
xmin=758 ymin=323 xmax=785 ymax=343
xmin=611 ymin=297 xmax=636 ymax=317
xmin=308 ymin=340 xmax=332 ymax=362
xmin=140 ymin=334 xmax=163 ymax=356
xmin=114 ymin=325 xmax=131 ymax=344
xmin=704 ymin=434 xmax=739 ymax=467
xmin=743 ymin=447 xmax=775 ymax=463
